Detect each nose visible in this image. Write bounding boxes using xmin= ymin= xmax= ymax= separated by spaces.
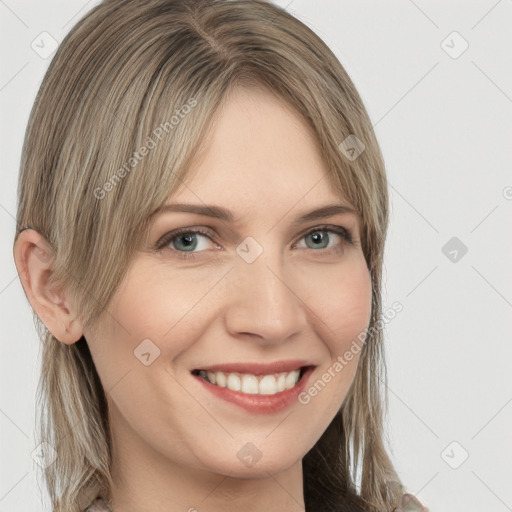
xmin=223 ymin=244 xmax=308 ymax=347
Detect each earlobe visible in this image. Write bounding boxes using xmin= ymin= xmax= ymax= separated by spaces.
xmin=13 ymin=228 xmax=83 ymax=345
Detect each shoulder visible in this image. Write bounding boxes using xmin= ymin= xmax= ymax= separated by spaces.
xmin=84 ymin=497 xmax=111 ymax=512
xmin=393 ymin=492 xmax=428 ymax=511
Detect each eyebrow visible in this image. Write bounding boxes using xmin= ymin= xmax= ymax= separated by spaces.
xmin=151 ymin=202 xmax=356 ymax=225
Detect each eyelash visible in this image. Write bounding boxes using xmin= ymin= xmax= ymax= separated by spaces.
xmin=155 ymin=224 xmax=354 ymax=261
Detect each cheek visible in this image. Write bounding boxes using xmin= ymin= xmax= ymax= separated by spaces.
xmin=108 ymin=260 xmax=216 ymax=347
xmin=302 ymin=258 xmax=372 ymax=348
xmin=332 ymin=265 xmax=372 ymax=345
xmin=84 ymin=260 xmax=207 ymax=392
xmin=301 ymin=258 xmax=372 ymax=395
xmin=292 ymin=259 xmax=372 ymax=422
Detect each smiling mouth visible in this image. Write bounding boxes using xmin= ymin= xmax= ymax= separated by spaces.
xmin=191 ymin=366 xmax=310 ymax=396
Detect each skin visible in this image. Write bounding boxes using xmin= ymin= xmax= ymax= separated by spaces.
xmin=13 ymin=85 xmax=373 ymax=512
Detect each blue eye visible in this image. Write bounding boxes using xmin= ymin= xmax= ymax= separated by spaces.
xmin=156 ymin=225 xmax=354 ymax=261
xmin=167 ymin=230 xmax=213 ymax=253
xmin=297 ymin=226 xmax=353 ymax=251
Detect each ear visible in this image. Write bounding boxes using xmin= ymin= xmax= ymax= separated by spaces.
xmin=13 ymin=229 xmax=83 ymax=344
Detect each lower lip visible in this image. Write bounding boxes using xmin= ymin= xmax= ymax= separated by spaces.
xmin=192 ymin=366 xmax=315 ymax=415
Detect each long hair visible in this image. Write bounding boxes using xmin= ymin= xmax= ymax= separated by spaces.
xmin=14 ymin=1 xmax=404 ymax=510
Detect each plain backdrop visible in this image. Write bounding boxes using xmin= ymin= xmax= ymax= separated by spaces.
xmin=1 ymin=1 xmax=511 ymax=511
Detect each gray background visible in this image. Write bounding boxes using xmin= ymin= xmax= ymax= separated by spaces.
xmin=1 ymin=1 xmax=511 ymax=511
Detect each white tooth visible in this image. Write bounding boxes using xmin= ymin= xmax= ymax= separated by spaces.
xmin=259 ymin=374 xmax=278 ymax=395
xmin=215 ymin=371 xmax=226 ymax=387
xmin=206 ymin=370 xmax=301 ymax=395
xmin=284 ymin=369 xmax=300 ymax=390
xmin=226 ymin=373 xmax=241 ymax=391
xmin=276 ymin=372 xmax=287 ymax=392
xmin=241 ymin=374 xmax=259 ymax=394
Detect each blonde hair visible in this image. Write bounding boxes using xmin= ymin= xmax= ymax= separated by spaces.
xmin=14 ymin=0 xmax=404 ymax=510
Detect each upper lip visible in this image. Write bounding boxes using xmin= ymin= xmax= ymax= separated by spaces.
xmin=192 ymin=359 xmax=315 ymax=376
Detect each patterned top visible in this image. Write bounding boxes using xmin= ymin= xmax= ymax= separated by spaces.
xmin=393 ymin=493 xmax=429 ymax=511
xmin=84 ymin=497 xmax=112 ymax=512
xmin=85 ymin=492 xmax=428 ymax=511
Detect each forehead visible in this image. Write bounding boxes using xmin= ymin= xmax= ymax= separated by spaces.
xmin=168 ymin=85 xmax=349 ymax=217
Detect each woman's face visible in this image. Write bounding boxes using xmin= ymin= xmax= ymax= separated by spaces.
xmin=85 ymin=85 xmax=372 ymax=480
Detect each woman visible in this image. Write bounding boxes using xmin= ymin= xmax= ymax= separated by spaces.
xmin=13 ymin=0 xmax=428 ymax=511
